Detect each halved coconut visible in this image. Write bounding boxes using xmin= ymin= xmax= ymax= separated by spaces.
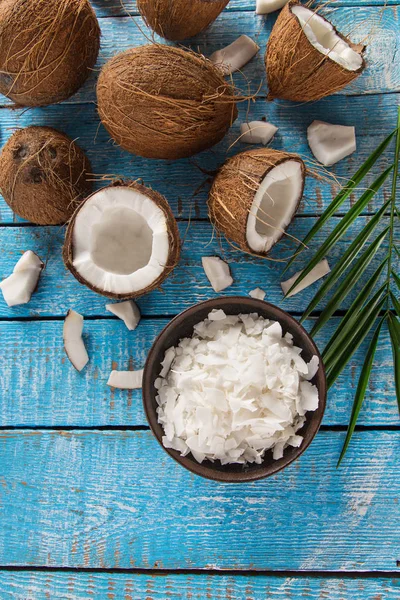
xmin=265 ymin=1 xmax=365 ymax=102
xmin=137 ymin=0 xmax=229 ymax=41
xmin=208 ymin=148 xmax=305 ymax=256
xmin=63 ymin=182 xmax=180 ymax=299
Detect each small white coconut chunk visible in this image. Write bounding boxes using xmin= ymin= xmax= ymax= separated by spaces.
xmin=0 ymin=251 xmax=43 ymax=307
xmin=106 ymin=300 xmax=141 ymax=331
xmin=281 ymin=259 xmax=331 ymax=298
xmin=156 ymin=309 xmax=320 ymax=465
xmin=307 ymin=121 xmax=356 ymax=166
xmin=202 ymin=257 xmax=233 ymax=293
xmin=63 ymin=310 xmax=89 ymax=372
xmin=107 ymin=369 xmax=143 ymax=389
xmin=240 ymin=121 xmax=278 ymax=145
xmin=210 ymin=35 xmax=260 ymax=75
xmin=292 ymin=5 xmax=363 ymax=71
xmin=249 ymin=288 xmax=266 ymax=301
xmin=256 ymin=0 xmax=289 ymax=15
xmin=246 ymin=160 xmax=304 ymax=254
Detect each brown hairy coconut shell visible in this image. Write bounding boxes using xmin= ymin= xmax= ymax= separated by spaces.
xmin=97 ymin=45 xmax=238 ymax=160
xmin=208 ymin=148 xmax=305 ymax=256
xmin=265 ymin=0 xmax=365 ymax=102
xmin=0 ymin=126 xmax=92 ymax=225
xmin=63 ymin=181 xmax=181 ymax=300
xmin=137 ymin=0 xmax=230 ymax=41
xmin=0 ymin=0 xmax=100 ymax=106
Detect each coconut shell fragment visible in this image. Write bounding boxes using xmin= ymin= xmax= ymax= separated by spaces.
xmin=0 ymin=126 xmax=92 ymax=225
xmin=208 ymin=148 xmax=305 ymax=256
xmin=265 ymin=1 xmax=365 ymax=102
xmin=0 ymin=0 xmax=100 ymax=106
xmin=97 ymin=45 xmax=238 ymax=160
xmin=137 ymin=0 xmax=229 ymax=41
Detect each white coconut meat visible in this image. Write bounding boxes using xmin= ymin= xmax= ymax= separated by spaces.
xmin=291 ymin=5 xmax=363 ymax=71
xmin=308 ymin=120 xmax=356 ymax=166
xmin=106 ymin=300 xmax=141 ymax=330
xmin=240 ymin=121 xmax=278 ymax=145
xmin=249 ymin=287 xmax=266 ymax=300
xmin=256 ymin=0 xmax=288 ymax=15
xmin=0 ymin=251 xmax=43 ymax=307
xmin=281 ymin=259 xmax=331 ymax=298
xmin=63 ymin=310 xmax=89 ymax=372
xmin=107 ymin=369 xmax=143 ymax=389
xmin=246 ymin=160 xmax=304 ymax=253
xmin=70 ymin=187 xmax=171 ymax=296
xmin=202 ymin=257 xmax=233 ymax=292
xmin=210 ymin=35 xmax=259 ymax=75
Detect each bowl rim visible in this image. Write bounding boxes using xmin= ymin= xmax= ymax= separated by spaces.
xmin=143 ymin=296 xmax=327 ymax=483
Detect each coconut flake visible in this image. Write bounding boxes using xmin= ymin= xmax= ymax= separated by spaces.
xmin=63 ymin=310 xmax=89 ymax=372
xmin=210 ymin=35 xmax=260 ymax=75
xmin=106 ymin=300 xmax=141 ymax=330
xmin=281 ymin=259 xmax=331 ymax=298
xmin=156 ymin=309 xmax=320 ymax=465
xmin=240 ymin=121 xmax=278 ymax=145
xmin=107 ymin=369 xmax=143 ymax=389
xmin=256 ymin=0 xmax=288 ymax=15
xmin=249 ymin=288 xmax=266 ymax=301
xmin=307 ymin=121 xmax=356 ymax=166
xmin=0 ymin=251 xmax=43 ymax=307
xmin=202 ymin=256 xmax=233 ymax=293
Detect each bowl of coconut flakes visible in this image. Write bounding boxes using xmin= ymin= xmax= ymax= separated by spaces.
xmin=143 ymin=297 xmax=327 ymax=482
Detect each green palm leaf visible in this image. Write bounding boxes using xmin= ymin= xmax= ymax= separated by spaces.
xmin=393 ymin=270 xmax=400 ymax=291
xmin=283 ymin=129 xmax=397 ymax=274
xmin=311 ymin=229 xmax=389 ymax=336
xmin=390 ymin=291 xmax=400 ymax=317
xmin=284 ymin=166 xmax=393 ymax=298
xmin=337 ymin=318 xmax=384 ymax=466
xmin=387 ymin=313 xmax=400 ymax=412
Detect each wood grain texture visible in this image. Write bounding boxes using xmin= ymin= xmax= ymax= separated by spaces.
xmin=0 ymin=571 xmax=399 ymax=599
xmin=0 ymin=217 xmax=391 ymax=318
xmin=0 ymin=430 xmax=398 ymax=570
xmin=0 ymin=317 xmax=396 ymax=427
xmin=0 ymin=93 xmax=397 ymax=223
xmin=0 ymin=7 xmax=397 ymax=108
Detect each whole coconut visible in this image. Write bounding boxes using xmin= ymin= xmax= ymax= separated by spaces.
xmin=0 ymin=0 xmax=100 ymax=106
xmin=0 ymin=126 xmax=93 ymax=224
xmin=137 ymin=0 xmax=229 ymax=41
xmin=97 ymin=45 xmax=238 ymax=160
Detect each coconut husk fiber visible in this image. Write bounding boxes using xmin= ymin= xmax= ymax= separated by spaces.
xmin=137 ymin=0 xmax=230 ymax=41
xmin=265 ymin=0 xmax=365 ymax=102
xmin=208 ymin=148 xmax=305 ymax=256
xmin=63 ymin=181 xmax=181 ymax=300
xmin=0 ymin=0 xmax=100 ymax=106
xmin=97 ymin=45 xmax=238 ymax=160
xmin=0 ymin=126 xmax=92 ymax=225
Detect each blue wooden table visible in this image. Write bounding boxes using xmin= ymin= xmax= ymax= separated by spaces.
xmin=0 ymin=1 xmax=399 ymax=598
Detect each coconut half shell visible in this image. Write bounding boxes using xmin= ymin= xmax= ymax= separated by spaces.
xmin=265 ymin=1 xmax=366 ymax=102
xmin=208 ymin=148 xmax=305 ymax=256
xmin=0 ymin=0 xmax=100 ymax=106
xmin=137 ymin=0 xmax=229 ymax=41
xmin=63 ymin=181 xmax=181 ymax=300
xmin=0 ymin=126 xmax=92 ymax=225
xmin=97 ymin=45 xmax=238 ymax=160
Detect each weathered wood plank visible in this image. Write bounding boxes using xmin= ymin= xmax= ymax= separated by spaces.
xmin=0 ymin=7 xmax=397 ymax=108
xmin=0 ymin=218 xmax=392 ymax=318
xmin=0 ymin=94 xmax=397 ymax=223
xmin=0 ymin=430 xmax=398 ymax=570
xmin=0 ymin=317 xmax=396 ymax=427
xmin=0 ymin=571 xmax=399 ymax=600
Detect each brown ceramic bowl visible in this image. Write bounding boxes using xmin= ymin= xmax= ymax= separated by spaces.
xmin=143 ymin=297 xmax=327 ymax=482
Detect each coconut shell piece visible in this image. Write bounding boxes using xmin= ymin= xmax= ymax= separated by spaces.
xmin=208 ymin=148 xmax=305 ymax=256
xmin=137 ymin=0 xmax=229 ymax=41
xmin=0 ymin=0 xmax=100 ymax=106
xmin=265 ymin=1 xmax=365 ymax=102
xmin=97 ymin=45 xmax=238 ymax=160
xmin=63 ymin=181 xmax=181 ymax=300
xmin=0 ymin=126 xmax=92 ymax=225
